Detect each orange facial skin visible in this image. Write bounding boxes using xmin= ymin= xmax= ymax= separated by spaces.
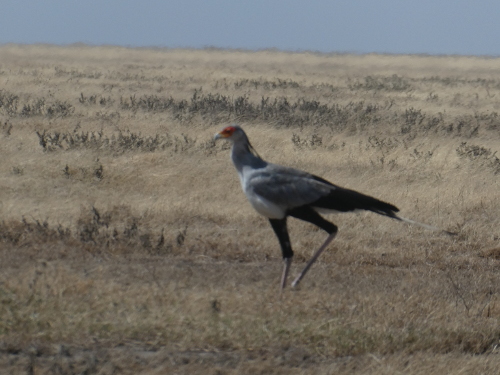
xmin=217 ymin=126 xmax=237 ymax=138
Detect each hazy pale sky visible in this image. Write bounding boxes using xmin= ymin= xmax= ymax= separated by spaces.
xmin=1 ymin=0 xmax=499 ymax=55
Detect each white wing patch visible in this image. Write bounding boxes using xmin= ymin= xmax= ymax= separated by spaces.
xmin=239 ymin=165 xmax=287 ymax=219
xmin=245 ymin=189 xmax=286 ymax=219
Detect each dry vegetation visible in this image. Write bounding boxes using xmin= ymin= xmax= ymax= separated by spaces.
xmin=1 ymin=44 xmax=500 ymax=374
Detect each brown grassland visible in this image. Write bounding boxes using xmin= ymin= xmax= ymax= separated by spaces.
xmin=1 ymin=44 xmax=500 ymax=374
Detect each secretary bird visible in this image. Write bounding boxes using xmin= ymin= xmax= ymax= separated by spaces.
xmin=214 ymin=125 xmax=453 ymax=292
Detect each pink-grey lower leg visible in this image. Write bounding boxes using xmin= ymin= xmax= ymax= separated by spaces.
xmin=291 ymin=232 xmax=337 ymax=288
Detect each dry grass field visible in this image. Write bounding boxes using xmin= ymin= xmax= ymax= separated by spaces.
xmin=1 ymin=44 xmax=500 ymax=374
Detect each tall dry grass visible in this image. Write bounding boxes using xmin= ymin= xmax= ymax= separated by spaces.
xmin=1 ymin=44 xmax=500 ymax=373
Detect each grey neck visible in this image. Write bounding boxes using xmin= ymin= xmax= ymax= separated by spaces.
xmin=231 ymin=140 xmax=267 ymax=174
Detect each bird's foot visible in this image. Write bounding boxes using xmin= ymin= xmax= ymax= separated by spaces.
xmin=291 ymin=276 xmax=301 ymax=288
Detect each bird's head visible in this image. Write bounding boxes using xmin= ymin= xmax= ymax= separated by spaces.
xmin=214 ymin=125 xmax=244 ymax=142
xmin=214 ymin=125 xmax=261 ymax=158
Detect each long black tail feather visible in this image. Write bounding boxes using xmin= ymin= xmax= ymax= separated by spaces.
xmin=311 ymin=176 xmax=456 ymax=235
xmin=313 ymin=185 xmax=400 ymax=217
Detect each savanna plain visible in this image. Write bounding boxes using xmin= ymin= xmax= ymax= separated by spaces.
xmin=1 ymin=45 xmax=500 ymax=374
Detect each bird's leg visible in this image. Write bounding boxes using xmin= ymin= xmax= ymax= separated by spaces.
xmin=288 ymin=207 xmax=338 ymax=288
xmin=291 ymin=232 xmax=337 ymax=288
xmin=269 ymin=218 xmax=294 ymax=293
xmin=280 ymin=257 xmax=293 ymax=293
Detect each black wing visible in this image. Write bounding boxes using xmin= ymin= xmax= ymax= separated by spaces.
xmin=309 ymin=175 xmax=400 ymax=219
